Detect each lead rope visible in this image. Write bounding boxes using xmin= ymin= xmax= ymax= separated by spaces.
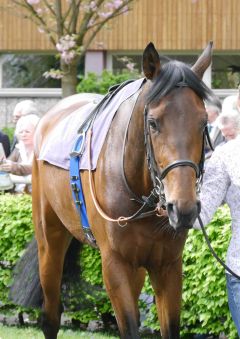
xmin=198 ymin=215 xmax=240 ymax=280
xmin=86 ymin=129 xmax=155 ymax=227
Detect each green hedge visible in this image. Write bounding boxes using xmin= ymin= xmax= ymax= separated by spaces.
xmin=77 ymin=70 xmax=140 ymax=95
xmin=0 ymin=194 xmax=237 ymax=337
xmin=0 ymin=193 xmax=33 ymax=311
xmin=181 ymin=206 xmax=237 ymax=338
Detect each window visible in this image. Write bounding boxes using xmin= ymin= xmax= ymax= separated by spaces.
xmin=1 ymin=54 xmax=61 ymax=88
xmin=111 ymin=53 xmax=240 ymax=89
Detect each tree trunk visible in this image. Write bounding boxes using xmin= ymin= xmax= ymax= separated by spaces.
xmin=61 ymin=58 xmax=78 ymax=97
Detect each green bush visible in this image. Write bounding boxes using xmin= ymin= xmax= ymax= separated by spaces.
xmin=181 ymin=205 xmax=237 ymax=338
xmin=0 ymin=195 xmax=237 ymax=337
xmin=77 ymin=70 xmax=140 ymax=95
xmin=0 ymin=193 xmax=33 ymax=310
xmin=0 ymin=193 xmax=112 ymax=323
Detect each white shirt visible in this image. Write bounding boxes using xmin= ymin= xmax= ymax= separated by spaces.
xmin=195 ymin=135 xmax=240 ymax=275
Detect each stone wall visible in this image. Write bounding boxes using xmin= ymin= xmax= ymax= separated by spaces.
xmin=0 ymin=89 xmax=62 ymax=128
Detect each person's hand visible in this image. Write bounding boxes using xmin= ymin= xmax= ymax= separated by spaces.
xmin=0 ymin=160 xmax=13 ymax=172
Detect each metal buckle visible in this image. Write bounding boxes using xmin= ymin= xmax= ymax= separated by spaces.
xmin=84 ymin=228 xmax=98 ymax=248
xmin=70 ymin=132 xmax=86 ymax=158
xmin=155 ymin=176 xmax=166 ymax=207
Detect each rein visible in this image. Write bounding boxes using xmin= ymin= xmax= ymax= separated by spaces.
xmin=198 ymin=215 xmax=240 ymax=280
xmin=87 ymin=129 xmax=157 ymax=227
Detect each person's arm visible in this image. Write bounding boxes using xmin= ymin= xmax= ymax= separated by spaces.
xmin=9 ymin=162 xmax=32 ymax=176
xmin=194 ymin=148 xmax=230 ymax=229
xmin=0 ymin=148 xmax=32 ymax=176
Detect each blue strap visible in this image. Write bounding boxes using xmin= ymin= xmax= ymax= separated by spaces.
xmin=70 ymin=132 xmax=90 ymax=229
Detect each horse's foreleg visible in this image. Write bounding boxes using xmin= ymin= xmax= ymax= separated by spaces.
xmin=149 ymin=258 xmax=182 ymax=339
xmin=102 ymin=251 xmax=146 ymax=339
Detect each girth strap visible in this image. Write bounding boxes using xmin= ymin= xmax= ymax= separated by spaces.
xmin=70 ymin=133 xmax=97 ymax=247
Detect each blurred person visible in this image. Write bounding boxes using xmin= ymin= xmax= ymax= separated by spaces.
xmin=205 ymin=105 xmax=225 ymax=157
xmin=0 ymin=129 xmax=10 ymax=157
xmin=222 ymin=84 xmax=240 ymax=114
xmin=11 ymin=100 xmax=39 ymax=151
xmin=12 ymin=100 xmax=38 ymax=124
xmin=0 ymin=114 xmax=40 ymax=193
xmin=217 ymin=108 xmax=240 ymax=142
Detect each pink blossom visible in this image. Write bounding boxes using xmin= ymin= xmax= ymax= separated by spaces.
xmin=56 ymin=35 xmax=76 ymax=53
xmin=38 ymin=27 xmax=45 ymax=33
xmin=126 ymin=62 xmax=136 ymax=72
xmin=121 ymin=5 xmax=128 ymax=13
xmin=61 ymin=50 xmax=76 ymax=64
xmin=36 ymin=8 xmax=43 ymax=15
xmin=43 ymin=69 xmax=63 ymax=79
xmin=82 ymin=1 xmax=97 ymax=12
xmin=99 ymin=11 xmax=112 ymax=18
xmin=87 ymin=19 xmax=95 ymax=28
xmin=89 ymin=1 xmax=97 ymax=11
xmin=27 ymin=0 xmax=40 ymax=5
xmin=108 ymin=0 xmax=123 ymax=10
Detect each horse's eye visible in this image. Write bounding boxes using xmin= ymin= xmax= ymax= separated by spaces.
xmin=148 ymin=119 xmax=158 ymax=131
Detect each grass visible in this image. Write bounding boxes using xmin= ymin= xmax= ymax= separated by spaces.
xmin=0 ymin=324 xmax=119 ymax=339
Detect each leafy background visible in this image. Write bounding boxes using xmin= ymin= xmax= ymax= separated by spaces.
xmin=0 ymin=193 xmax=237 ymax=338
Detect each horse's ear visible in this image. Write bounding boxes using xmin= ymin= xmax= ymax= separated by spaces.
xmin=142 ymin=42 xmax=161 ymax=80
xmin=191 ymin=41 xmax=213 ymax=79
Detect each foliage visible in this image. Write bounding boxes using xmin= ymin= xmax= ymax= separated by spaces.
xmin=77 ymin=69 xmax=140 ymax=94
xmin=0 ymin=195 xmax=238 ymax=337
xmin=0 ymin=194 xmax=33 ymax=310
xmin=181 ymin=205 xmax=238 ymax=338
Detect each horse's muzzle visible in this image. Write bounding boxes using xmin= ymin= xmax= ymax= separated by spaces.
xmin=167 ymin=200 xmax=201 ymax=230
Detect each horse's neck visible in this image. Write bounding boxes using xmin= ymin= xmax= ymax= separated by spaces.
xmin=124 ymin=83 xmax=152 ymax=196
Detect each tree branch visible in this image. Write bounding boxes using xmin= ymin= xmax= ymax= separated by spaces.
xmin=82 ymin=0 xmax=134 ymax=51
xmin=54 ymin=0 xmax=64 ymax=38
xmin=42 ymin=0 xmax=56 ymax=17
xmin=67 ymin=0 xmax=81 ymax=34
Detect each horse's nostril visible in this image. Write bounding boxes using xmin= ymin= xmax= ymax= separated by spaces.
xmin=167 ymin=203 xmax=179 ymax=225
xmin=167 ymin=201 xmax=199 ymax=229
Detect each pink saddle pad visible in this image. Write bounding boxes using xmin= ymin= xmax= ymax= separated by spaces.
xmin=39 ymin=78 xmax=145 ymax=170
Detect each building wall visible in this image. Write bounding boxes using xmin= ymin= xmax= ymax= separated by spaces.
xmin=0 ymin=88 xmax=237 ymax=129
xmin=0 ymin=0 xmax=239 ymax=52
xmin=0 ymin=89 xmax=61 ymax=128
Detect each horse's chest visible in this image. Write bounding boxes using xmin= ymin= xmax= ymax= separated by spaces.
xmin=110 ymin=227 xmax=185 ymax=268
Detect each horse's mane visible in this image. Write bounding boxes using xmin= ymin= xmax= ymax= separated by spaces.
xmin=146 ymin=60 xmax=218 ymax=105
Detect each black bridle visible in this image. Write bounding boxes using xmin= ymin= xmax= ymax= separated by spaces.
xmin=143 ymin=104 xmax=206 ymax=209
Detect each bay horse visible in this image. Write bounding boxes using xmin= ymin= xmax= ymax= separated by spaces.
xmin=14 ymin=42 xmax=216 ymax=338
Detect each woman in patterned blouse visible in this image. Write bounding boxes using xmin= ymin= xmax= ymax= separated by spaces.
xmin=195 ymin=108 xmax=240 ymax=334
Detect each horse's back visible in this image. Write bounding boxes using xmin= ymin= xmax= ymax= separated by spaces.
xmin=34 ymin=93 xmax=102 ymax=156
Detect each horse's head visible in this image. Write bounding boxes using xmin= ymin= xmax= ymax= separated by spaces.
xmin=142 ymin=42 xmax=215 ymax=231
